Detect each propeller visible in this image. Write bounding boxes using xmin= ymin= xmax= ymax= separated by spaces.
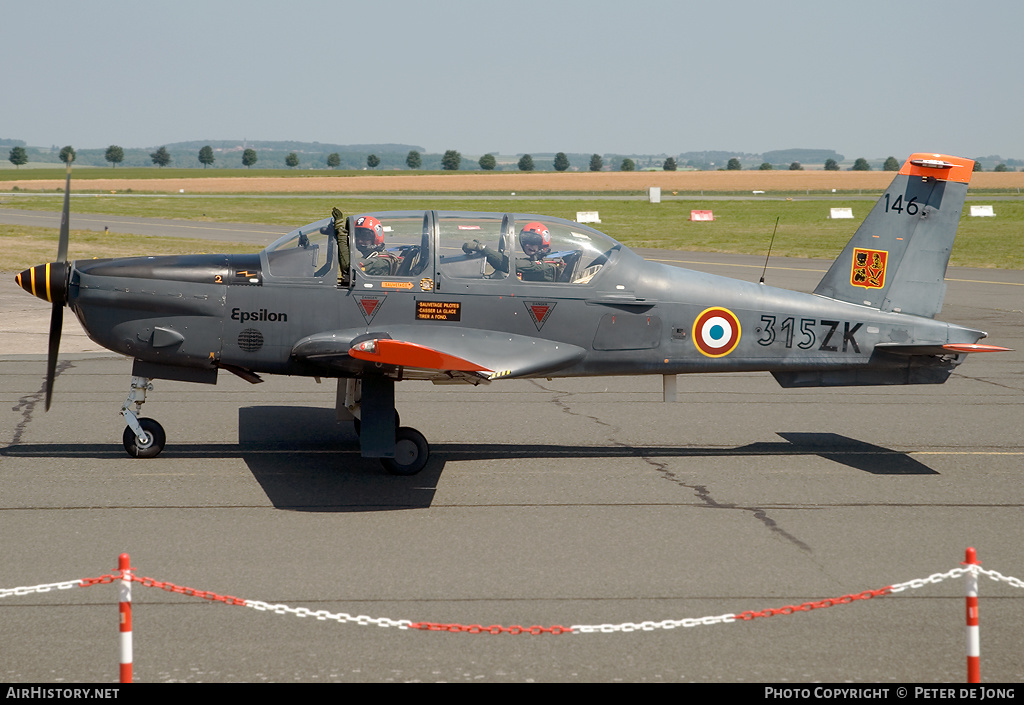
xmin=14 ymin=162 xmax=72 ymax=410
xmin=46 ymin=163 xmax=73 ymax=408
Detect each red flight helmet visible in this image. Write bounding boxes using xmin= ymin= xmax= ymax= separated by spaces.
xmin=354 ymin=216 xmax=385 ymax=250
xmin=519 ymin=221 xmax=551 ymax=251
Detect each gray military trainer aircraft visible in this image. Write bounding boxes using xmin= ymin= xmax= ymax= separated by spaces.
xmin=16 ymin=153 xmax=1010 ymax=475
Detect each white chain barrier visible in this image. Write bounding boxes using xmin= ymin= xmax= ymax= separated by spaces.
xmin=3 ymin=560 xmax=1021 ymax=636
xmin=0 ymin=578 xmax=83 ymax=598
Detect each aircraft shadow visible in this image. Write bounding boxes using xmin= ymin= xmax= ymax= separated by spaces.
xmin=432 ymin=433 xmax=936 ymax=475
xmin=236 ymin=409 xmax=936 ymax=511
xmin=1 ymin=409 xmax=936 ymax=512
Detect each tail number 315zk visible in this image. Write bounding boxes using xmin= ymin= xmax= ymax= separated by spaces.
xmin=757 ymin=316 xmax=863 ymax=353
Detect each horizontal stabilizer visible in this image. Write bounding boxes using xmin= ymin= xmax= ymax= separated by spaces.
xmin=772 ymin=340 xmax=1010 ymax=388
xmin=875 ymin=342 xmax=1012 ymax=356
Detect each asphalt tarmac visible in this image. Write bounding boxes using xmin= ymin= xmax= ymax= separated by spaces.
xmin=1 ymin=214 xmax=1022 ymax=683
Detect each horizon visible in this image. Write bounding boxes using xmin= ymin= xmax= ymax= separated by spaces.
xmin=6 ymin=140 xmax=1015 ymax=169
xmin=6 ymin=139 xmax=1015 ymax=160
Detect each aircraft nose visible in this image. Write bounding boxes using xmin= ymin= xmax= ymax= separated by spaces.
xmin=15 ymin=262 xmax=68 ymax=305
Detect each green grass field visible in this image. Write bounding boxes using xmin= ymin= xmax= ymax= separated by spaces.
xmin=0 ymin=224 xmax=258 ymax=273
xmin=2 ymin=194 xmax=1021 ymax=272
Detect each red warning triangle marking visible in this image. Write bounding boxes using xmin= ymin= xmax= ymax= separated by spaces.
xmin=360 ymin=299 xmax=380 ymax=317
xmin=355 ymin=295 xmax=385 ymax=323
xmin=525 ymin=301 xmax=556 ymax=330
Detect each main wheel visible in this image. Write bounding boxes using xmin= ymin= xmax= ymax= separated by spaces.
xmin=122 ymin=418 xmax=166 ymax=458
xmin=380 ymin=426 xmax=429 ymax=476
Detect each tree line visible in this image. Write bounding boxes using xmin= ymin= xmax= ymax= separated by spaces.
xmin=7 ymin=145 xmax=1017 ymax=172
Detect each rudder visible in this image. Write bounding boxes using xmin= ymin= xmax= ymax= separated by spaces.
xmin=814 ymin=153 xmax=974 ymax=318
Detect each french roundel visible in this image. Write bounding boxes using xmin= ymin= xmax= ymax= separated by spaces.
xmin=692 ymin=307 xmax=741 ymax=358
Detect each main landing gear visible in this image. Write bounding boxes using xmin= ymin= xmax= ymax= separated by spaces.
xmin=121 ymin=376 xmax=166 ymax=458
xmin=339 ymin=377 xmax=431 ymax=476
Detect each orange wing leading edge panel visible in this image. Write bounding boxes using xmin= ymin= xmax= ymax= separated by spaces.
xmin=349 ymin=338 xmax=491 ymax=373
xmin=899 ymin=153 xmax=975 ymax=183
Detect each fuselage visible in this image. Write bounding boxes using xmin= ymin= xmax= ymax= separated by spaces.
xmin=59 ymin=210 xmax=985 ymax=385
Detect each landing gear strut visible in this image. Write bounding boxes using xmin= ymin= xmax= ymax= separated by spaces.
xmin=339 ymin=377 xmax=431 ymax=475
xmin=120 ymin=376 xmax=165 ymax=458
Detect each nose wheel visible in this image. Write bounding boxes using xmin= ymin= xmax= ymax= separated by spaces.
xmin=122 ymin=418 xmax=166 ymax=458
xmin=120 ymin=375 xmax=166 ymax=458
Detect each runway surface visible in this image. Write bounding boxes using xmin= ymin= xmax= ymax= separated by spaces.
xmin=1 ymin=214 xmax=1022 ymax=682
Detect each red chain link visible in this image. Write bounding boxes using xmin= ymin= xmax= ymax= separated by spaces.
xmin=79 ymin=573 xmax=121 ymax=587
xmin=130 ymin=575 xmax=248 ymax=606
xmin=78 ymin=570 xmax=247 ymax=606
xmin=408 ymin=622 xmax=573 ymax=635
xmin=734 ymin=587 xmax=892 ymax=621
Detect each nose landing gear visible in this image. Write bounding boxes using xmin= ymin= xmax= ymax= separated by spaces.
xmin=120 ymin=376 xmax=166 ymax=458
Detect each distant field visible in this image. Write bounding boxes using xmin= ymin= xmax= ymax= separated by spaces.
xmin=2 ymin=171 xmax=1021 ymax=270
xmin=4 ymin=169 xmax=1024 ymax=195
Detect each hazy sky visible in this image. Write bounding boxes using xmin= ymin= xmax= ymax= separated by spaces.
xmin=5 ymin=0 xmax=1022 ymax=159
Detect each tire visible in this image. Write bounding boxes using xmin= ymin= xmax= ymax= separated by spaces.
xmin=122 ymin=418 xmax=166 ymax=458
xmin=380 ymin=426 xmax=429 ymax=476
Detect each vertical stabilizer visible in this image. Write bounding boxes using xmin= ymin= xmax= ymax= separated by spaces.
xmin=814 ymin=154 xmax=974 ymax=318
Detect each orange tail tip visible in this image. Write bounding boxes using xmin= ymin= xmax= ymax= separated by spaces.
xmin=943 ymin=343 xmax=1012 ymax=354
xmin=899 ymin=153 xmax=974 ymax=184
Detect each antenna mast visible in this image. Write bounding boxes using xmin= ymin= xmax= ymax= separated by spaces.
xmin=760 ymin=217 xmax=780 ymax=284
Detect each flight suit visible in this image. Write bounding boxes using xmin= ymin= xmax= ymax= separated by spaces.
xmin=332 ymin=208 xmax=350 ymax=285
xmin=469 ymin=241 xmax=561 ymax=282
xmin=359 ymin=250 xmax=400 ymax=276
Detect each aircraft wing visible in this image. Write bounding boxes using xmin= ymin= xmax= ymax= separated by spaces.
xmin=291 ymin=325 xmax=586 ymax=382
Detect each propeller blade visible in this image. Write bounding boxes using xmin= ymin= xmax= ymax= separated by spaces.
xmin=44 ymin=302 xmax=63 ymax=411
xmin=45 ymin=161 xmax=72 ymax=409
xmin=57 ymin=162 xmax=71 ymax=262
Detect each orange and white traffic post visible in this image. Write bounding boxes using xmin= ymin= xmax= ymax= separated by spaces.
xmin=964 ymin=547 xmax=981 ymax=683
xmin=118 ymin=553 xmax=132 ymax=683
